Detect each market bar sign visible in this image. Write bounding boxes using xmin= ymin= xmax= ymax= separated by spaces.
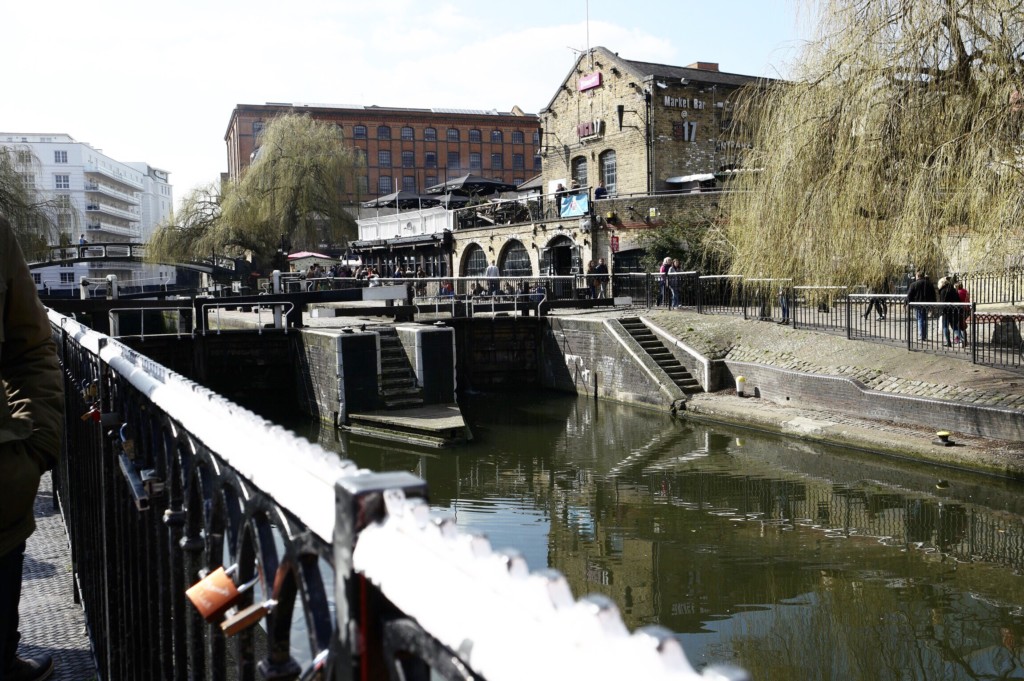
xmin=577 ymin=119 xmax=604 ymax=140
xmin=578 ymin=72 xmax=602 ymax=91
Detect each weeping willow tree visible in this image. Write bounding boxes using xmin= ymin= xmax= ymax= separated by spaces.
xmin=717 ymin=0 xmax=1024 ymax=285
xmin=0 ymin=146 xmax=77 ymax=259
xmin=149 ymin=113 xmax=363 ymax=264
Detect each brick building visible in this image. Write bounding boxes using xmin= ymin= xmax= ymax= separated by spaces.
xmin=224 ymin=103 xmax=541 ymax=205
xmin=538 ymin=46 xmax=772 ymax=197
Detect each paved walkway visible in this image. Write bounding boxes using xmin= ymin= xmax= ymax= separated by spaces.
xmin=20 ymin=473 xmax=96 ymax=680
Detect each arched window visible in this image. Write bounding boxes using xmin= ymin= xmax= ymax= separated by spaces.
xmin=468 ymin=129 xmax=482 ymax=143
xmin=377 ymin=125 xmax=391 ymax=140
xmin=501 ymin=240 xmax=532 ymax=277
xmin=511 ymin=130 xmax=525 ymax=144
xmin=424 ymin=127 xmax=437 ymax=141
xmin=461 ymin=244 xmax=488 ymax=276
xmin=353 ymin=125 xmax=367 ymax=139
xmin=491 ymin=130 xmax=503 ymax=143
xmin=599 ymin=150 xmax=617 ymax=195
xmin=446 ymin=128 xmax=460 ymax=142
xmin=401 ymin=126 xmax=414 ymax=141
xmin=571 ymin=156 xmax=588 ymax=188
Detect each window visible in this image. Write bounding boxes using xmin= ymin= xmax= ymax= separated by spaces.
xmin=402 ymin=151 xmax=415 ymax=168
xmin=425 ymin=175 xmax=437 ymax=188
xmin=599 ymin=150 xmax=617 ymax=195
xmin=16 ymin=150 xmax=31 ymax=164
xmin=32 ymin=273 xmax=41 ymax=285
xmin=501 ymin=241 xmax=532 ymax=277
xmin=354 ymin=125 xmax=367 ymax=139
xmin=252 ymin=121 xmax=264 ymax=136
xmin=446 ymin=128 xmax=459 ymax=142
xmin=54 ymin=150 xmax=67 ymax=163
xmin=357 ymin=176 xmax=369 ymax=193
xmin=378 ymin=176 xmax=393 ymax=194
xmin=469 ymin=153 xmax=482 ymax=170
xmin=402 ymin=176 xmax=416 ymax=192
xmin=425 ymin=152 xmax=437 ymax=168
xmin=401 ymin=126 xmax=414 ymax=141
xmin=511 ymin=131 xmax=525 ymax=144
xmin=490 ymin=130 xmax=503 ymax=143
xmin=571 ymin=156 xmax=588 ymax=188
xmin=533 ymin=155 xmax=542 ymax=171
xmin=378 ymin=150 xmax=392 ymax=168
xmin=447 ymin=151 xmax=460 ymax=169
xmin=512 ymin=153 xmax=525 ymax=170
xmin=424 ymin=127 xmax=437 ymax=141
xmin=54 ymin=174 xmax=70 ymax=189
xmin=469 ymin=129 xmax=481 ymax=143
xmin=461 ymin=244 xmax=488 ymax=276
xmin=490 ymin=153 xmax=503 ymax=170
xmin=377 ymin=125 xmax=391 ymax=140
xmin=19 ymin=173 xmax=34 ymax=189
xmin=60 ymin=272 xmax=75 ymax=284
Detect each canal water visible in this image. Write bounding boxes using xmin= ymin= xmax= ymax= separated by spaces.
xmin=305 ymin=393 xmax=1024 ymax=680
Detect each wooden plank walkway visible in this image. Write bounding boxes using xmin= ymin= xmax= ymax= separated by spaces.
xmin=20 ymin=473 xmax=97 ymax=680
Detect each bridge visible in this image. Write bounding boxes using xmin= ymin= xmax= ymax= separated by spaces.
xmin=41 ymin=308 xmax=744 ymax=681
xmin=28 ymin=241 xmax=238 ymax=276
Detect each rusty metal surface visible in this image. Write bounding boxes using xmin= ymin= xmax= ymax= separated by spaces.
xmin=20 ymin=473 xmax=97 ymax=681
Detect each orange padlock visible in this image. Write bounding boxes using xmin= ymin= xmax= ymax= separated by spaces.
xmin=186 ymin=566 xmax=241 ymax=622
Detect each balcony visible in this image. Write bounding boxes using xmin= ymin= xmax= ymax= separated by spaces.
xmin=86 ymin=220 xmax=141 ymax=239
xmin=83 ymin=163 xmax=143 ymax=191
xmin=84 ymin=181 xmax=140 ymax=205
xmin=85 ymin=201 xmax=139 ymax=222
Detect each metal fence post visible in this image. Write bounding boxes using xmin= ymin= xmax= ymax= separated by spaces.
xmin=971 ymin=301 xmax=977 ymax=365
xmin=906 ymin=302 xmax=912 ymax=352
xmin=334 ymin=472 xmax=428 ymax=680
xmin=846 ymin=294 xmax=852 ymax=340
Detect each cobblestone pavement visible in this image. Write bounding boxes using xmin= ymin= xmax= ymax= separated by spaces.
xmin=20 ymin=473 xmax=97 ymax=680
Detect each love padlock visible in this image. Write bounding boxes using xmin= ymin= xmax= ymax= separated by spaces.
xmin=185 ymin=566 xmax=257 ymax=622
xmin=80 ymin=404 xmax=101 ymax=423
xmin=221 ymin=599 xmax=277 ymax=637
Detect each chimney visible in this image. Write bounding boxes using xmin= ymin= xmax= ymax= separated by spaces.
xmin=686 ymin=62 xmax=720 ymax=72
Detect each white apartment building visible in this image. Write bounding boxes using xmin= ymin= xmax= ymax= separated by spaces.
xmin=2 ymin=132 xmax=175 ymax=294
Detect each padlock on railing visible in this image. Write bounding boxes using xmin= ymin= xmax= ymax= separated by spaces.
xmin=221 ymin=599 xmax=277 ymax=637
xmin=185 ymin=565 xmax=258 ymax=622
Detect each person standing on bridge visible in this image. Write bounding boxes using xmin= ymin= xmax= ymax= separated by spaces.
xmin=0 ymin=214 xmax=64 ymax=681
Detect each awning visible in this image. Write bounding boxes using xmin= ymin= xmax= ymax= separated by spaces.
xmin=666 ymin=173 xmax=716 ymax=184
xmin=351 ymin=234 xmax=442 ymax=251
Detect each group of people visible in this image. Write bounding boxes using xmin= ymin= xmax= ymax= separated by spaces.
xmin=906 ymin=270 xmax=971 ymax=346
xmin=659 ymin=256 xmax=685 ymax=308
xmin=585 ymin=258 xmax=609 ymax=298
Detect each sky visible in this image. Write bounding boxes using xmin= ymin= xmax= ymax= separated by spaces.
xmin=3 ymin=0 xmax=815 ymax=210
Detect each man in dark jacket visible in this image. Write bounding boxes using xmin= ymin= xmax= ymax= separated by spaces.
xmin=0 ymin=214 xmax=64 ymax=681
xmin=906 ymin=270 xmax=937 ymax=341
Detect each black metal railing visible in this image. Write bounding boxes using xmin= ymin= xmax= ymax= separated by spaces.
xmin=49 ymin=310 xmax=734 ymax=681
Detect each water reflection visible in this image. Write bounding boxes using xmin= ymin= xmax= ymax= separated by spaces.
xmin=304 ymin=392 xmax=1024 ymax=680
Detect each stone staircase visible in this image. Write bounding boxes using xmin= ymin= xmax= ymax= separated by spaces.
xmin=619 ymin=318 xmax=702 ymax=393
xmin=377 ymin=328 xmax=425 ymax=409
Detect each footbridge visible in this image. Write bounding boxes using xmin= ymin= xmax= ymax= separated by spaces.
xmin=46 ymin=308 xmax=746 ymax=680
xmin=28 ymin=241 xmax=237 ymax=276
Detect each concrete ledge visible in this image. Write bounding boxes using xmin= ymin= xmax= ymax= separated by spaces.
xmin=683 ymin=392 xmax=1024 ymax=480
xmin=727 ymin=360 xmax=1024 ymax=442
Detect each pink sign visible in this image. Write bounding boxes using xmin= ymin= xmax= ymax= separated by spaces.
xmin=578 ymin=72 xmax=602 ymax=91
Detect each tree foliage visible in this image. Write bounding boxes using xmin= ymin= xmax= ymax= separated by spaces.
xmin=717 ymin=0 xmax=1024 ymax=285
xmin=0 ymin=146 xmax=77 ymax=259
xmin=149 ymin=113 xmax=363 ymax=264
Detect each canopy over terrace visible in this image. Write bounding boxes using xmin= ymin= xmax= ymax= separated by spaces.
xmin=424 ymin=173 xmax=518 ymax=196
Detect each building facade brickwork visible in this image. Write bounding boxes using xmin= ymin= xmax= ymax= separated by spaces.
xmin=225 ymin=104 xmax=541 ymax=204
xmin=539 ymin=46 xmax=772 ymax=197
